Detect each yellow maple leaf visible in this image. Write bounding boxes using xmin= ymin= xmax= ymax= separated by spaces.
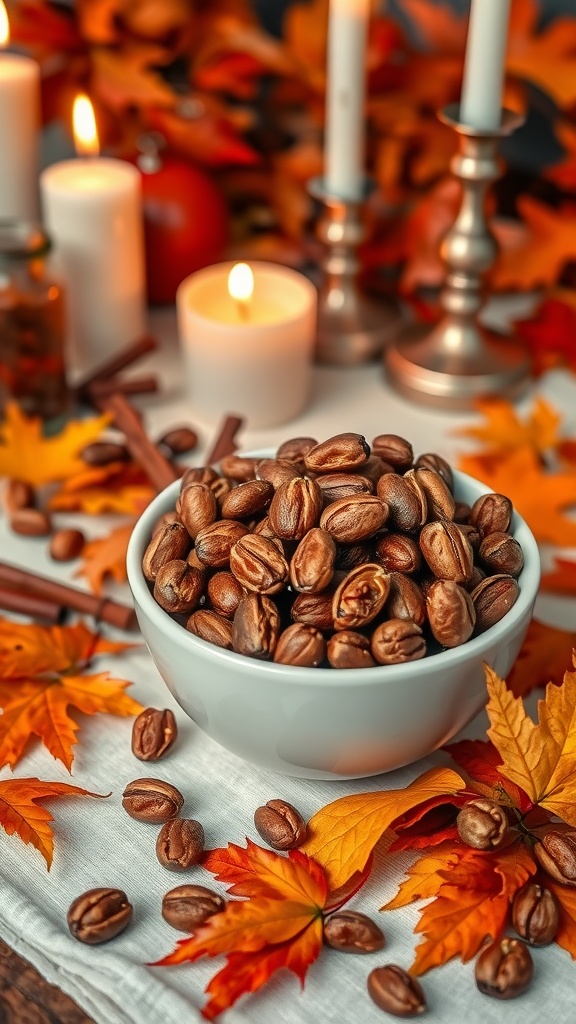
xmin=0 ymin=402 xmax=109 ymax=486
xmin=455 ymin=396 xmax=562 ymax=459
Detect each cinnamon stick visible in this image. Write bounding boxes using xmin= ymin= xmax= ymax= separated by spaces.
xmin=101 ymin=392 xmax=178 ymax=493
xmin=89 ymin=375 xmax=159 ymax=401
xmin=0 ymin=563 xmax=137 ymax=631
xmin=0 ymin=586 xmax=64 ymax=623
xmin=206 ymin=414 xmax=245 ymax=466
xmin=74 ymin=336 xmax=158 ymax=401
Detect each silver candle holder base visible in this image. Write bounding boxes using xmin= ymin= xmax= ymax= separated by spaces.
xmin=385 ymin=106 xmax=531 ymax=409
xmin=309 ymin=178 xmax=400 ymax=365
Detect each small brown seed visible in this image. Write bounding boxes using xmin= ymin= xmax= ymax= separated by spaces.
xmin=230 ymin=534 xmax=289 ymax=594
xmin=290 ymin=528 xmax=336 ymax=593
xmin=291 ymin=589 xmax=335 ymax=631
xmin=186 ymin=548 xmax=206 ymax=572
xmin=419 ymin=520 xmax=474 ymax=584
xmin=273 ymin=624 xmax=326 ymax=667
xmin=162 ymin=884 xmax=225 ymax=932
xmin=221 ymin=479 xmax=274 ymax=520
xmin=457 ymin=523 xmax=480 ymax=550
xmin=426 ymin=580 xmax=476 ymax=648
xmin=207 ymin=571 xmax=244 ymax=619
xmin=316 ymin=472 xmax=373 ymax=506
xmin=253 ymin=799 xmax=307 ymax=850
xmin=414 ymin=452 xmax=454 ymax=491
xmin=335 ymin=542 xmax=373 ymax=571
xmin=186 ymin=609 xmax=233 ymax=649
xmin=533 ymin=829 xmax=576 ymax=886
xmin=156 ymin=818 xmax=205 ymax=870
xmin=180 ymin=466 xmax=219 ymax=491
xmin=131 ymin=708 xmax=178 ymax=761
xmin=470 ymin=492 xmax=513 ymax=537
xmin=256 ymin=458 xmax=301 ymax=489
xmin=10 ymin=507 xmax=52 ymax=536
xmin=122 ymin=778 xmax=183 ymax=823
xmin=367 ymin=964 xmax=426 ymax=1017
xmin=371 ymin=619 xmax=426 ymax=665
xmin=276 ymin=436 xmax=318 ymax=463
xmin=151 ymin=510 xmax=180 ymax=538
xmin=194 ymin=520 xmax=248 ymax=568
xmin=67 ymin=888 xmax=132 ymax=945
xmin=332 ymin=564 xmax=391 ymax=631
xmin=371 ymin=434 xmax=413 ymax=471
xmin=232 ymin=593 xmax=280 ymax=659
xmin=219 ymin=454 xmax=259 ymax=481
xmin=374 ymin=533 xmax=422 ymax=575
xmin=178 ymin=483 xmax=218 ymax=540
xmin=386 ymin=574 xmax=426 ymax=627
xmin=268 ymin=476 xmax=323 ymax=540
xmin=377 ymin=474 xmax=426 ymax=533
xmin=453 ymin=500 xmax=472 ymax=523
xmin=81 ymin=441 xmax=130 ymax=466
xmin=143 ymin=522 xmax=191 ymax=582
xmin=360 ymin=455 xmax=391 ymax=484
xmin=320 ymin=494 xmax=388 ymax=544
xmin=512 ymin=882 xmax=560 ymax=946
xmin=475 ymin=937 xmax=533 ymax=1000
xmin=327 ymin=630 xmax=376 ymax=669
xmin=456 ymin=798 xmax=509 ymax=849
xmin=304 ymin=432 xmax=370 ymax=474
xmin=324 ymin=910 xmax=385 ymax=954
xmin=479 ymin=531 xmax=524 ymax=578
xmin=158 ymin=426 xmax=198 ymax=455
xmin=415 ymin=467 xmax=455 ymax=520
xmin=472 ymin=575 xmax=519 ymax=633
xmin=153 ymin=560 xmax=205 ymax=615
xmin=49 ymin=528 xmax=85 ymax=562
xmin=3 ymin=478 xmax=35 ymax=514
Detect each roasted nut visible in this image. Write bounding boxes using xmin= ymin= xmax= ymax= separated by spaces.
xmin=327 ymin=630 xmax=376 ymax=669
xmin=253 ymin=799 xmax=307 ymax=850
xmin=186 ymin=610 xmax=234 ymax=649
xmin=180 ymin=466 xmax=219 ymax=491
xmin=290 ymin=528 xmax=336 ymax=593
xmin=304 ymin=432 xmax=370 ymax=474
xmin=472 ymin=575 xmax=519 ymax=633
xmin=131 ymin=708 xmax=178 ymax=761
xmin=457 ymin=523 xmax=480 ymax=550
xmin=220 ymin=479 xmax=273 ymax=519
xmin=323 ymin=911 xmax=385 ymax=953
xmin=291 ymin=589 xmax=335 ymax=630
xmin=479 ymin=531 xmax=524 ymax=578
xmin=512 ymin=882 xmax=560 ymax=946
xmin=232 ymin=593 xmax=280 ymax=659
xmin=533 ymin=829 xmax=576 ymax=886
xmin=414 ymin=467 xmax=456 ymax=520
xmin=371 ymin=619 xmax=426 ymax=665
xmin=268 ymin=477 xmax=323 ymax=540
xmin=273 ymin=624 xmax=326 ymax=666
xmin=3 ymin=478 xmax=35 ymax=514
xmin=152 ymin=511 xmax=180 ymax=538
xmin=194 ymin=520 xmax=248 ymax=567
xmin=367 ymin=964 xmax=426 ymax=1017
xmin=456 ymin=798 xmax=509 ymax=849
xmin=426 ymin=580 xmax=475 ymax=648
xmin=178 ymin=483 xmax=218 ymax=540
xmin=153 ymin=560 xmax=204 ymax=614
xmin=219 ymin=454 xmax=259 ymax=481
xmin=470 ymin=492 xmax=513 ymax=537
xmin=360 ymin=455 xmax=391 ymax=484
xmin=49 ymin=528 xmax=85 ymax=561
xmin=419 ymin=520 xmax=474 ymax=584
xmin=475 ymin=937 xmax=533 ymax=1000
xmin=143 ymin=521 xmax=191 ymax=582
xmin=332 ymin=564 xmax=391 ymax=630
xmin=230 ymin=534 xmax=289 ymax=594
xmin=10 ymin=507 xmax=52 ymax=536
xmin=256 ymin=458 xmax=301 ymax=488
xmin=320 ymin=494 xmax=388 ymax=544
xmin=374 ymin=533 xmax=422 ymax=575
xmin=386 ymin=573 xmax=426 ymax=627
xmin=186 ymin=548 xmax=206 ymax=572
xmin=156 ymin=818 xmax=205 ymax=870
xmin=316 ymin=472 xmax=373 ymax=506
xmin=207 ymin=572 xmax=244 ymax=619
xmin=158 ymin=426 xmax=198 ymax=455
xmin=414 ymin=452 xmax=454 ymax=491
xmin=276 ymin=436 xmax=318 ymax=463
xmin=377 ymin=474 xmax=426 ymax=533
xmin=467 ymin=565 xmax=486 ymax=591
xmin=162 ymin=884 xmax=225 ymax=932
xmin=453 ymin=500 xmax=472 ymax=523
xmin=335 ymin=542 xmax=373 ymax=571
xmin=371 ymin=434 xmax=413 ymax=471
xmin=122 ymin=778 xmax=183 ymax=823
xmin=81 ymin=441 xmax=129 ymax=466
xmin=67 ymin=888 xmax=132 ymax=944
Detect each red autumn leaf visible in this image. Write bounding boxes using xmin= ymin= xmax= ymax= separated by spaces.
xmin=388 ymin=793 xmax=468 ymax=852
xmin=540 ymin=558 xmax=576 ymax=597
xmin=515 ymin=299 xmax=576 ymax=377
xmin=445 ymin=739 xmax=533 ymax=813
xmin=506 ymin=620 xmax=576 ymax=698
xmin=203 ymin=839 xmax=327 ymax=903
xmin=0 ymin=777 xmax=103 ymax=868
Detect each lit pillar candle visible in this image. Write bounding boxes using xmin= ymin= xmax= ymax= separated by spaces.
xmin=177 ymin=261 xmax=317 ymax=429
xmin=460 ymin=0 xmax=511 ymax=131
xmin=40 ymin=95 xmax=146 ymax=372
xmin=0 ymin=0 xmax=40 ymax=219
xmin=324 ymin=0 xmax=370 ymax=200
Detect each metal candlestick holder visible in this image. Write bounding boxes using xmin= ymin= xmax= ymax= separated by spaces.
xmin=385 ymin=105 xmax=531 ymax=408
xmin=309 ymin=178 xmax=400 ymax=365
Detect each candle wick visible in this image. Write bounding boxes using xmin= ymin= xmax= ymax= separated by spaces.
xmin=236 ymin=299 xmax=250 ymax=322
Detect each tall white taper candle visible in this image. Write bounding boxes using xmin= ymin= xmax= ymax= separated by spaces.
xmin=460 ymin=0 xmax=511 ymax=131
xmin=324 ymin=0 xmax=370 ymax=200
xmin=0 ymin=1 xmax=40 ymax=219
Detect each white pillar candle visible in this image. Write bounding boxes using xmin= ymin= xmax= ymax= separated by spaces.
xmin=460 ymin=0 xmax=511 ymax=131
xmin=0 ymin=1 xmax=40 ymax=220
xmin=177 ymin=261 xmax=317 ymax=429
xmin=325 ymin=0 xmax=370 ymax=200
xmin=40 ymin=96 xmax=145 ymax=372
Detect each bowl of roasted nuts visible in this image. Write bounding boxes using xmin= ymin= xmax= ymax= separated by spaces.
xmin=127 ymin=432 xmax=540 ymax=780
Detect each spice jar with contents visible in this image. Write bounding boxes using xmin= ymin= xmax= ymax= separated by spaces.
xmin=0 ymin=221 xmax=67 ymax=419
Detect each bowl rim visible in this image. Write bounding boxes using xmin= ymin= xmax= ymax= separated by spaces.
xmin=126 ymin=455 xmax=541 ymax=689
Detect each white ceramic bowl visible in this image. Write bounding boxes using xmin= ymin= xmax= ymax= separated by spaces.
xmin=127 ymin=456 xmax=540 ymax=780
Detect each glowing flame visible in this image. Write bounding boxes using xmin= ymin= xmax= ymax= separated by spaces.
xmin=72 ymin=94 xmax=99 ymax=157
xmin=0 ymin=2 xmax=10 ymax=48
xmin=228 ymin=263 xmax=254 ymax=305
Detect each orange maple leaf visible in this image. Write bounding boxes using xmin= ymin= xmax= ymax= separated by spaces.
xmin=455 ymin=396 xmax=562 ymax=459
xmin=0 ymin=402 xmax=109 ymax=486
xmin=0 ymin=776 xmax=102 ymax=868
xmin=540 ymin=558 xmax=576 ymax=597
xmin=0 ymin=618 xmax=141 ymax=770
xmin=76 ymin=523 xmax=135 ymax=594
xmin=507 ymin=0 xmax=576 ymax=109
xmin=492 ymin=199 xmax=576 ymax=291
xmin=548 ymin=881 xmax=576 ymax=961
xmin=507 ymin=620 xmax=576 ymax=697
xmin=49 ymin=462 xmax=155 ymax=516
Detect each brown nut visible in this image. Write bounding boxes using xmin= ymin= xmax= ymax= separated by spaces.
xmin=162 ymin=884 xmax=225 ymax=933
xmin=3 ymin=478 xmax=35 ymax=514
xmin=472 ymin=575 xmax=519 ymax=633
xmin=81 ymin=441 xmax=130 ymax=466
xmin=371 ymin=619 xmax=426 ymax=665
xmin=49 ymin=528 xmax=85 ymax=561
xmin=268 ymin=477 xmax=323 ymax=540
xmin=335 ymin=542 xmax=373 ymax=571
xmin=467 ymin=565 xmax=486 ymax=592
xmin=291 ymin=589 xmax=335 ymax=631
xmin=456 ymin=797 xmax=509 ymax=849
xmin=304 ymin=432 xmax=370 ymax=474
xmin=178 ymin=483 xmax=218 ymax=540
xmin=186 ymin=609 xmax=233 ymax=649
xmin=256 ymin=458 xmax=301 ymax=489
xmin=131 ymin=708 xmax=178 ymax=761
xmin=273 ymin=623 xmax=326 ymax=667
xmin=194 ymin=519 xmax=248 ymax=568
xmin=377 ymin=474 xmax=426 ymax=533
xmin=426 ymin=579 xmax=475 ymax=648
xmin=180 ymin=466 xmax=219 ymax=491
xmin=230 ymin=534 xmax=289 ymax=594
xmin=158 ymin=426 xmax=198 ymax=455
xmin=276 ymin=436 xmax=318 ymax=463
xmin=367 ymin=964 xmax=426 ymax=1017
xmin=152 ymin=511 xmax=180 ymax=538
xmin=320 ymin=494 xmax=388 ymax=544
xmin=186 ymin=549 xmax=206 ymax=572
xmin=512 ymin=882 xmax=560 ymax=946
xmin=360 ymin=455 xmax=391 ymax=484
xmin=122 ymin=778 xmax=183 ymax=823
xmin=220 ymin=479 xmax=274 ymax=520
xmin=533 ymin=829 xmax=576 ymax=886
xmin=414 ymin=452 xmax=454 ymax=491
xmin=327 ymin=630 xmax=376 ymax=669
xmin=332 ymin=563 xmax=391 ymax=631
xmin=386 ymin=573 xmax=426 ymax=627
xmin=475 ymin=937 xmax=533 ymax=1000
xmin=143 ymin=521 xmax=191 ymax=582
xmin=470 ymin=492 xmax=513 ymax=537
xmin=414 ymin=467 xmax=455 ymax=520
xmin=324 ymin=910 xmax=385 ymax=954
xmin=290 ymin=528 xmax=336 ymax=593
xmin=67 ymin=888 xmax=132 ymax=945
xmin=253 ymin=799 xmax=307 ymax=850
xmin=10 ymin=507 xmax=52 ymax=536
xmin=156 ymin=818 xmax=205 ymax=870
xmin=316 ymin=472 xmax=373 ymax=506
xmin=371 ymin=434 xmax=413 ymax=471
xmin=479 ymin=531 xmax=524 ymax=578
xmin=419 ymin=519 xmax=474 ymax=584
xmin=375 ymin=533 xmax=422 ymax=575
xmin=219 ymin=454 xmax=259 ymax=482
xmin=232 ymin=593 xmax=280 ymax=659
xmin=457 ymin=523 xmax=480 ymax=550
xmin=453 ymin=500 xmax=472 ymax=523
xmin=153 ymin=560 xmax=205 ymax=615
xmin=207 ymin=571 xmax=244 ymax=619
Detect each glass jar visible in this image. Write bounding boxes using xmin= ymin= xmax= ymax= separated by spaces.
xmin=0 ymin=221 xmax=68 ymax=419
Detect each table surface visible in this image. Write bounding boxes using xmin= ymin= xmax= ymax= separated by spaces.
xmin=2 ymin=301 xmax=576 ymax=1024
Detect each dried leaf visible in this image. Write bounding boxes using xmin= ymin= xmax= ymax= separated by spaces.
xmin=534 ymin=670 xmax=576 ymax=826
xmin=0 ymin=619 xmax=132 ymax=678
xmin=49 ymin=462 xmax=155 ymax=516
xmin=0 ymin=777 xmax=101 ymax=868
xmin=445 ymin=738 xmax=532 ymax=812
xmin=455 ymin=396 xmax=562 ymax=459
xmin=0 ymin=403 xmax=109 ymax=486
xmin=76 ymin=523 xmax=135 ymax=595
xmin=549 ymin=881 xmax=576 ymax=960
xmin=506 ymin=620 xmax=576 ymax=698
xmin=91 ymin=45 xmax=176 ymax=112
xmin=515 ymin=299 xmax=576 ymax=377
xmin=382 ymin=844 xmax=457 ymax=911
xmin=485 ymin=665 xmax=548 ymax=806
xmin=203 ymin=839 xmax=327 ymax=904
xmin=540 ymin=559 xmax=576 ymax=597
xmin=492 ymin=200 xmax=576 ymax=291
xmin=507 ymin=0 xmax=576 ymax=109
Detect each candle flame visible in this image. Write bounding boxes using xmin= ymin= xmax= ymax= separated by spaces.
xmin=0 ymin=2 xmax=9 ymax=48
xmin=72 ymin=94 xmax=99 ymax=157
xmin=228 ymin=263 xmax=254 ymax=304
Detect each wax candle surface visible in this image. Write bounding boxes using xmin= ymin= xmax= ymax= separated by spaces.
xmin=325 ymin=0 xmax=370 ymax=200
xmin=0 ymin=8 xmax=40 ymax=219
xmin=460 ymin=0 xmax=511 ymax=131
